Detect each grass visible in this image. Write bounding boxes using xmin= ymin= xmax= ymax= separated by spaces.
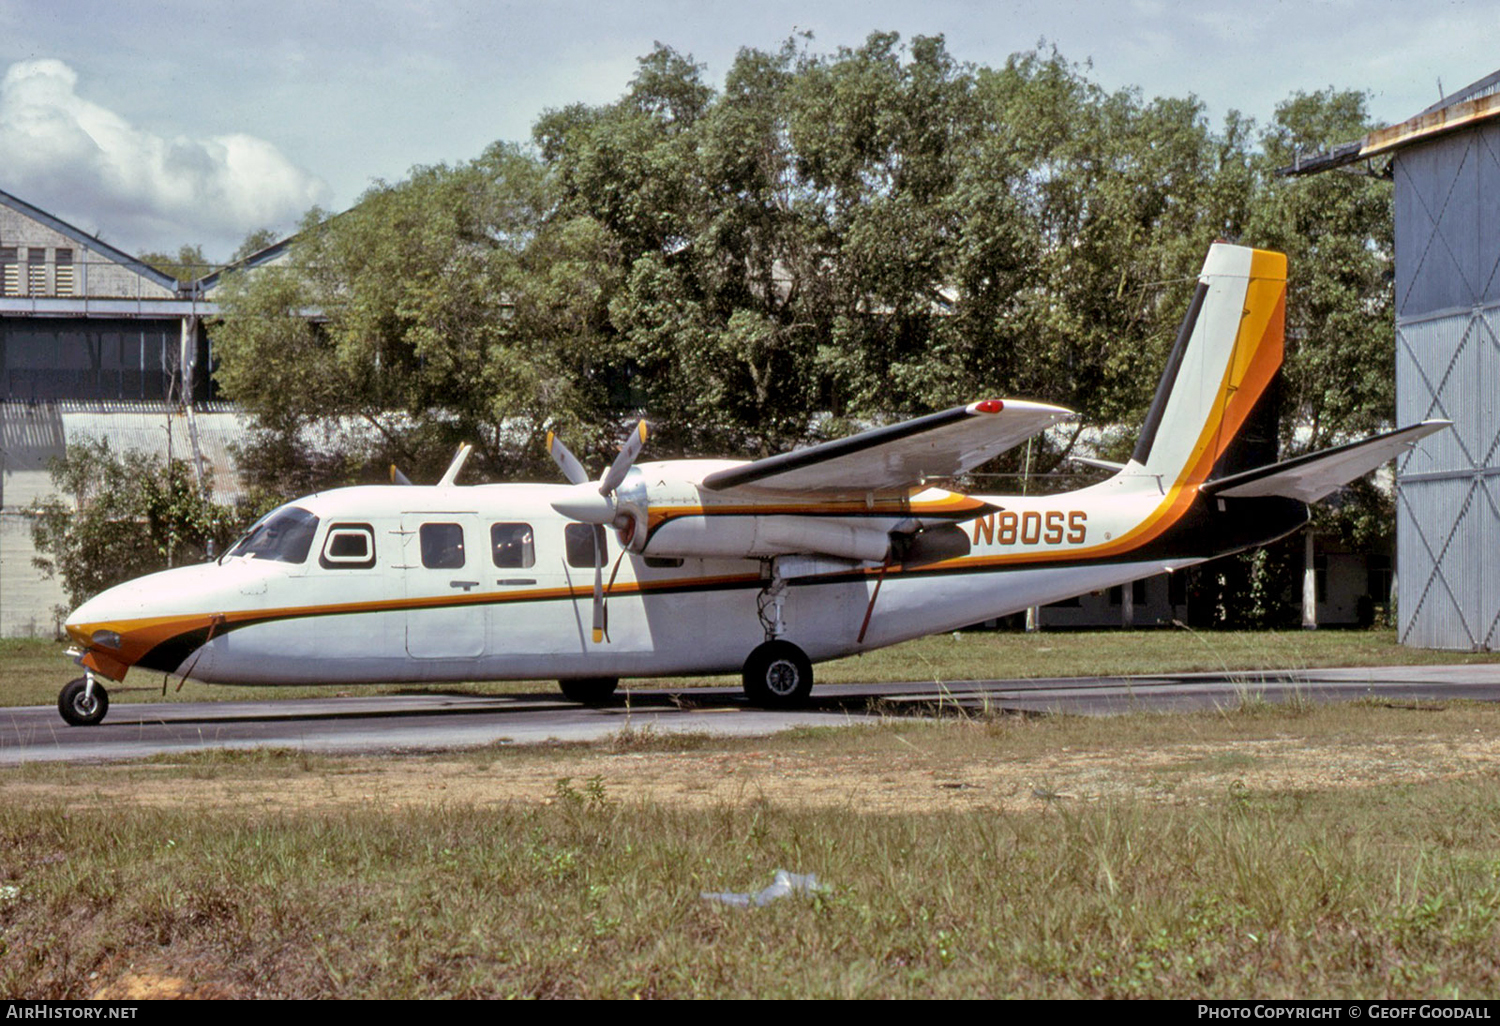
xmin=3 ymin=702 xmax=1500 ymax=997
xmin=5 ymin=625 xmax=1498 ymax=997
xmin=4 ymin=628 xmax=1498 ymax=710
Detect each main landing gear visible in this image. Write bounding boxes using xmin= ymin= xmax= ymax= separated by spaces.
xmin=742 ymin=639 xmax=813 ymax=707
xmin=554 ymin=561 xmax=819 ymax=710
xmin=59 ymin=675 xmax=109 ymax=727
xmin=742 ymin=565 xmax=814 ymax=708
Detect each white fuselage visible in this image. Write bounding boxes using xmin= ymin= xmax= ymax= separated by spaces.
xmin=64 ymin=469 xmax=1223 ymax=687
xmin=64 ymin=244 xmax=1312 ymax=691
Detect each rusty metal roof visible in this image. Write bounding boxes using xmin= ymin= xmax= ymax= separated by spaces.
xmin=56 ymin=404 xmax=253 ymax=503
xmin=1280 ymin=68 xmax=1500 ymax=177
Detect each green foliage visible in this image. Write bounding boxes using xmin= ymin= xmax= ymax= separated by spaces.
xmin=1249 ymin=88 xmax=1395 ymax=452
xmin=213 ymin=143 xmax=623 ymax=486
xmin=1235 ymin=88 xmax=1395 ymax=608
xmin=530 ymin=36 xmax=1268 ymax=464
xmin=30 ymin=439 xmax=247 ymax=608
xmin=231 ymin=227 xmax=282 ymax=262
xmin=137 ymin=243 xmax=212 ymax=283
xmin=210 ymin=32 xmax=1396 ymax=576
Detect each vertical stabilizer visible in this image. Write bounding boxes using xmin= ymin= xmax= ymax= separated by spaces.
xmin=1130 ymin=244 xmax=1287 ymax=487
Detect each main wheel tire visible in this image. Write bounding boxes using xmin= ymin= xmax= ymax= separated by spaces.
xmin=58 ymin=677 xmax=109 ymax=727
xmin=742 ymin=640 xmax=814 ymax=707
xmin=558 ymin=677 xmax=619 ymax=704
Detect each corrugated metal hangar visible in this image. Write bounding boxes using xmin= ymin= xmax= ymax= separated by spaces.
xmin=1394 ymin=77 xmax=1500 ymax=651
xmin=0 ymin=187 xmax=289 ymax=635
xmin=1291 ymin=69 xmax=1500 ymax=650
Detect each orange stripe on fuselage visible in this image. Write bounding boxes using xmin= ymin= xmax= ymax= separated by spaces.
xmin=644 ymin=491 xmax=993 ymax=533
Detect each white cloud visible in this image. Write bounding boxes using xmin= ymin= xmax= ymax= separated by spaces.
xmin=0 ymin=58 xmax=329 ymax=258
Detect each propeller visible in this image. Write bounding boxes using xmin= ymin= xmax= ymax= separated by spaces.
xmin=545 ymin=421 xmax=649 ymax=643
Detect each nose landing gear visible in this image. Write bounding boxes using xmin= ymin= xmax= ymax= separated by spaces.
xmin=59 ymin=675 xmax=109 ymax=727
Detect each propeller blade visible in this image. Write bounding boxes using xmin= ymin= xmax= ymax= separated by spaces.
xmin=390 ymin=464 xmax=414 ymax=486
xmin=546 ymin=430 xmax=591 ymax=486
xmin=598 ymin=420 xmax=648 ymax=496
xmin=437 ymin=443 xmax=473 ymax=487
xmin=591 ymin=524 xmax=608 ymax=643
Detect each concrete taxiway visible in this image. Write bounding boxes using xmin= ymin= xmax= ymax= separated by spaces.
xmin=3 ymin=663 xmax=1499 ymax=764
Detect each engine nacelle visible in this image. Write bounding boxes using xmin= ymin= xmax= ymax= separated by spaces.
xmin=604 ymin=463 xmax=978 ymax=566
xmin=642 ymin=514 xmax=893 ymax=562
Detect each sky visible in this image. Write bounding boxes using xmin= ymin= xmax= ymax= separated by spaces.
xmin=2 ymin=0 xmax=1497 ymax=261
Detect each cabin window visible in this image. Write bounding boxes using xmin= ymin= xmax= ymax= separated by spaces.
xmin=564 ymin=523 xmax=602 ymax=568
xmin=420 ymin=523 xmax=466 ymax=569
xmin=319 ymin=523 xmax=376 ymax=569
xmin=229 ymin=506 xmax=320 ymax=564
xmin=491 ymin=522 xmax=535 ymax=568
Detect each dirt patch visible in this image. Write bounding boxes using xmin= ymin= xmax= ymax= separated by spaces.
xmin=12 ymin=730 xmax=1500 ymax=814
xmin=91 ymin=970 xmax=239 ymax=1000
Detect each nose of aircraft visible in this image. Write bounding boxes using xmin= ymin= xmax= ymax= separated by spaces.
xmin=63 ymin=561 xmax=245 ymax=681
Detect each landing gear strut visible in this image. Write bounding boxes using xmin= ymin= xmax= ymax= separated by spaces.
xmin=743 ymin=562 xmax=814 ymax=707
xmin=59 ymin=675 xmax=109 ymax=727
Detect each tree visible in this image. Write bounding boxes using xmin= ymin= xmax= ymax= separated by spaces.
xmin=31 ymin=439 xmax=246 ymax=609
xmin=1248 ymin=88 xmax=1395 ymax=455
xmin=212 ymin=143 xmax=617 ymax=486
xmin=232 ymin=227 xmax=283 ymax=262
xmin=137 ymin=243 xmax=212 ymax=283
xmin=211 ymin=33 xmax=1395 ymax=582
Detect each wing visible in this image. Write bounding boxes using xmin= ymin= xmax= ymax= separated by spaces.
xmin=701 ymin=399 xmax=1075 ymax=494
xmin=1201 ymin=421 xmax=1449 ymax=504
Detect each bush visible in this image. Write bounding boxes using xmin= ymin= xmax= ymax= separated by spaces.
xmin=31 ymin=439 xmax=250 ymax=609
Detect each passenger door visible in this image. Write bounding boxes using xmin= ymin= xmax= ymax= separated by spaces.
xmin=399 ymin=515 xmax=486 ymax=659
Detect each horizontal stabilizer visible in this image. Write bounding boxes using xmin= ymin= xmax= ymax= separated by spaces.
xmin=1201 ymin=421 xmax=1450 ymax=503
xmin=702 ymin=399 xmax=1074 ymax=494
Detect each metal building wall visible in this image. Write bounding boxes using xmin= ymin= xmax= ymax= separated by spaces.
xmin=1394 ymin=118 xmax=1500 ymax=649
xmin=0 ymin=402 xmax=254 ymax=637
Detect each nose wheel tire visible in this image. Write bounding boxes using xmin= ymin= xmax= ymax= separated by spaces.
xmin=743 ymin=641 xmax=813 ymax=707
xmin=558 ymin=677 xmax=619 ymax=704
xmin=59 ymin=677 xmax=109 ymax=727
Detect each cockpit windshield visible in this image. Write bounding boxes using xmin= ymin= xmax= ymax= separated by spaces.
xmin=227 ymin=506 xmax=320 ymax=564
